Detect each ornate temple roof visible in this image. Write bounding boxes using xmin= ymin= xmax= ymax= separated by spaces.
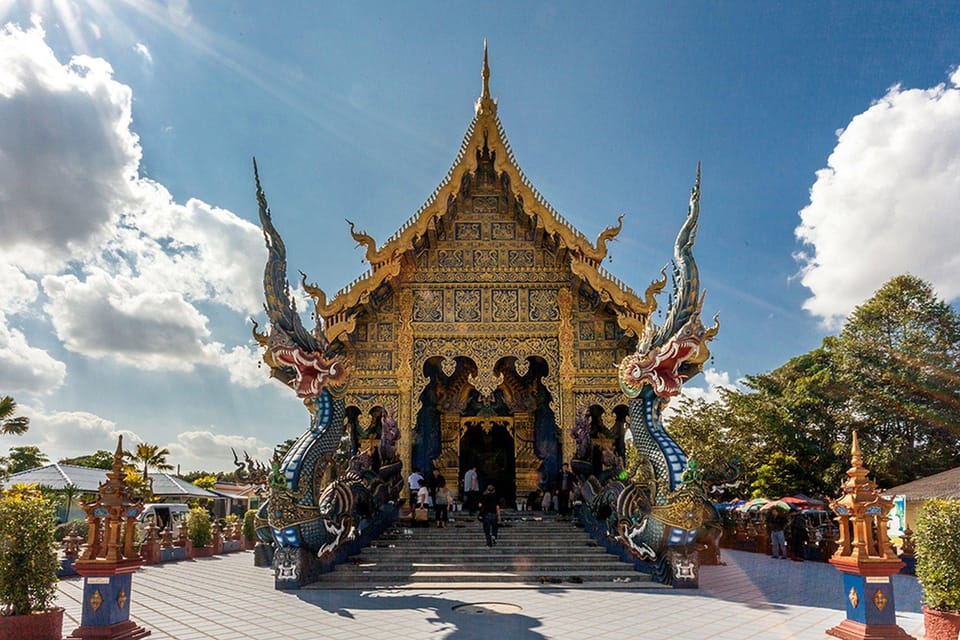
xmin=308 ymin=44 xmax=666 ymax=343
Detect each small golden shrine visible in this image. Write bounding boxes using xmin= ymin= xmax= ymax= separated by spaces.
xmin=829 ymin=430 xmax=899 ymax=563
xmin=76 ymin=435 xmax=144 ymax=565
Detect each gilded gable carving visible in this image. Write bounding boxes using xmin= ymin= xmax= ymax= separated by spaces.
xmin=438 ymin=249 xmax=465 ymax=269
xmin=355 ymin=350 xmax=393 ymax=371
xmin=413 ymin=289 xmax=444 ymax=322
xmin=455 ymin=222 xmax=481 ymax=241
xmin=473 ymin=249 xmax=498 ymax=270
xmin=454 ymin=289 xmax=482 ymax=322
xmin=491 ymin=222 xmax=516 ymax=240
xmin=579 ymin=348 xmax=618 ymax=370
xmin=377 ymin=322 xmax=394 ymax=342
xmin=579 ymin=321 xmax=596 ymax=341
xmin=507 ymin=249 xmax=534 ymax=268
xmin=528 ymin=289 xmax=559 ymax=322
xmin=473 ymin=196 xmax=499 ymax=213
xmin=492 ymin=289 xmax=519 ymax=322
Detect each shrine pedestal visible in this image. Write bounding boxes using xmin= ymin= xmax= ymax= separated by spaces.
xmin=66 ymin=561 xmax=150 ymax=640
xmin=826 ymin=557 xmax=913 ymax=639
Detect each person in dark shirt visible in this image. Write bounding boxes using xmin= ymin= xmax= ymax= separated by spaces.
xmin=555 ymin=462 xmax=575 ymax=518
xmin=478 ymin=485 xmax=501 ymax=547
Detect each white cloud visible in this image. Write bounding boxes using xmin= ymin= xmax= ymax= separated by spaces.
xmin=661 ymin=368 xmax=739 ymax=423
xmin=212 ymin=343 xmax=270 ymax=389
xmin=0 ymin=22 xmax=139 ymax=272
xmin=0 ymin=263 xmax=38 ymax=316
xmin=14 ymin=405 xmax=128 ymax=462
xmin=42 ymin=270 xmax=212 ymax=371
xmin=133 ymin=42 xmax=153 ymax=64
xmin=0 ymin=22 xmax=266 ymax=380
xmin=165 ymin=430 xmax=273 ymax=473
xmin=0 ymin=323 xmax=67 ymax=392
xmin=796 ymin=67 xmax=960 ymax=326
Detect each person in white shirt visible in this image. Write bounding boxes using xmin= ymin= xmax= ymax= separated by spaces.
xmin=463 ymin=465 xmax=480 ymax=515
xmin=408 ymin=468 xmax=424 ymax=507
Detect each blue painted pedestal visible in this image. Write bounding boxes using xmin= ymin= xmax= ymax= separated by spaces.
xmin=66 ymin=561 xmax=150 ymax=639
xmin=826 ymin=558 xmax=914 ymax=640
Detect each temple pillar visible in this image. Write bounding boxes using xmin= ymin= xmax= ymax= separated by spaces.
xmin=556 ymin=288 xmax=576 ymax=463
xmin=397 ymin=289 xmax=415 ymax=492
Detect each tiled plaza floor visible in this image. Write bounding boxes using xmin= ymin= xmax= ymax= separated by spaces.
xmin=56 ymin=549 xmax=926 ymax=639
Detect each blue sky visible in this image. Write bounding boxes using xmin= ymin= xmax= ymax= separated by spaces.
xmin=1 ymin=2 xmax=959 ymax=472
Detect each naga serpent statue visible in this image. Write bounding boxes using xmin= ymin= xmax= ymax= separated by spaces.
xmin=250 ymin=160 xmax=403 ymax=588
xmin=574 ymin=166 xmax=720 ymax=584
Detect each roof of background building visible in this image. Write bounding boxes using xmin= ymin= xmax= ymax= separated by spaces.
xmin=2 ymin=463 xmax=219 ymax=499
xmin=885 ymin=466 xmax=960 ymax=501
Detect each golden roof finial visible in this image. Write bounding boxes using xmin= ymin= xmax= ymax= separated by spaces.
xmin=850 ymin=429 xmax=862 ymax=468
xmin=482 ymin=39 xmax=491 ymax=100
xmin=476 ymin=40 xmax=496 ymax=116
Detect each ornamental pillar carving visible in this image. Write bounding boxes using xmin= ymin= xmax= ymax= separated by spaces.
xmin=398 ymin=289 xmax=415 ymax=479
xmin=557 ymin=288 xmax=576 ymax=463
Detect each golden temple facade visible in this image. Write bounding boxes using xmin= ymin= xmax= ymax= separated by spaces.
xmin=305 ymin=47 xmax=664 ymax=501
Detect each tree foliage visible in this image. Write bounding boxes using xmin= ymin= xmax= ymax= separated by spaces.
xmin=0 ymin=484 xmax=59 ymax=615
xmin=668 ymin=275 xmax=960 ymax=498
xmin=0 ymin=396 xmax=29 ymax=436
xmin=4 ymin=445 xmax=50 ymax=475
xmin=59 ymin=450 xmax=115 ymax=469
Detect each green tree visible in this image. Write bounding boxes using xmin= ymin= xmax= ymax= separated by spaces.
xmin=273 ymin=437 xmax=297 ymax=461
xmin=56 ymin=483 xmax=82 ymax=523
xmin=59 ymin=450 xmax=115 ymax=469
xmin=5 ymin=446 xmax=49 ymax=474
xmin=124 ymin=443 xmax=173 ymax=493
xmin=0 ymin=396 xmax=29 ymax=435
xmin=192 ymin=474 xmax=218 ymax=490
xmin=835 ymin=275 xmax=960 ymax=487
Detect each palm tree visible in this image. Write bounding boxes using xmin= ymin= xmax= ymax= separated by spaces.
xmin=58 ymin=483 xmax=82 ymax=523
xmin=0 ymin=396 xmax=29 ymax=435
xmin=124 ymin=443 xmax=173 ymax=495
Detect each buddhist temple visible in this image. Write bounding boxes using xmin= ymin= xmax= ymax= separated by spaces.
xmin=270 ymin=45 xmax=667 ymax=505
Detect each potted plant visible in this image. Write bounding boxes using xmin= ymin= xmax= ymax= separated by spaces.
xmin=187 ymin=506 xmax=213 ymax=558
xmin=0 ymin=484 xmax=64 ymax=639
xmin=914 ymin=498 xmax=960 ymax=640
xmin=242 ymin=509 xmax=258 ymax=550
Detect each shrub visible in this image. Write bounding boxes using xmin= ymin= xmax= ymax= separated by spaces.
xmin=0 ymin=484 xmax=60 ymax=615
xmin=187 ymin=506 xmax=212 ymax=547
xmin=914 ymin=498 xmax=960 ymax=613
xmin=242 ymin=509 xmax=258 ymax=542
xmin=53 ymin=519 xmax=89 ymax=543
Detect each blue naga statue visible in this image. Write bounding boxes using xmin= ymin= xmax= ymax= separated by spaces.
xmin=250 ymin=160 xmax=403 ymax=588
xmin=575 ymin=166 xmax=720 ymax=584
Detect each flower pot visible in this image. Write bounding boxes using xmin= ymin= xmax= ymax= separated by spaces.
xmin=192 ymin=545 xmax=214 ymax=558
xmin=0 ymin=606 xmax=64 ymax=640
xmin=923 ymin=606 xmax=960 ymax=640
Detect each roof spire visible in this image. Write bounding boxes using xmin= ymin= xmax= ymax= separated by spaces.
xmin=482 ymin=39 xmax=491 ymax=100
xmin=476 ymin=39 xmax=496 ymax=116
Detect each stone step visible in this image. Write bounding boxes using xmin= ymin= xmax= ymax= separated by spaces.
xmin=305 ymin=511 xmax=645 ymax=588
xmin=313 ymin=568 xmax=648 ymax=586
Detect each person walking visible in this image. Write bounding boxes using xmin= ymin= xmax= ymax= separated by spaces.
xmin=463 ymin=465 xmax=480 ymax=515
xmin=556 ymin=462 xmax=575 ymax=518
xmin=769 ymin=510 xmax=787 ymax=559
xmin=434 ymin=479 xmax=451 ymax=528
xmin=428 ymin=468 xmax=445 ymax=507
xmin=407 ymin=468 xmax=424 ymax=508
xmin=478 ymin=485 xmax=501 ymax=548
xmin=789 ymin=513 xmax=808 ymax=561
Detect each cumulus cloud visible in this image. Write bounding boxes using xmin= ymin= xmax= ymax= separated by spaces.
xmin=662 ymin=368 xmax=740 ymax=423
xmin=0 ymin=324 xmax=67 ymax=392
xmin=15 ymin=405 xmax=128 ymax=462
xmin=796 ymin=67 xmax=960 ymax=326
xmin=0 ymin=22 xmax=266 ymax=381
xmin=165 ymin=430 xmax=274 ymax=473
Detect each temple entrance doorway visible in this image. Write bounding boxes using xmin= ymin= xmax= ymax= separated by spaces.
xmin=459 ymin=418 xmax=516 ymax=507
